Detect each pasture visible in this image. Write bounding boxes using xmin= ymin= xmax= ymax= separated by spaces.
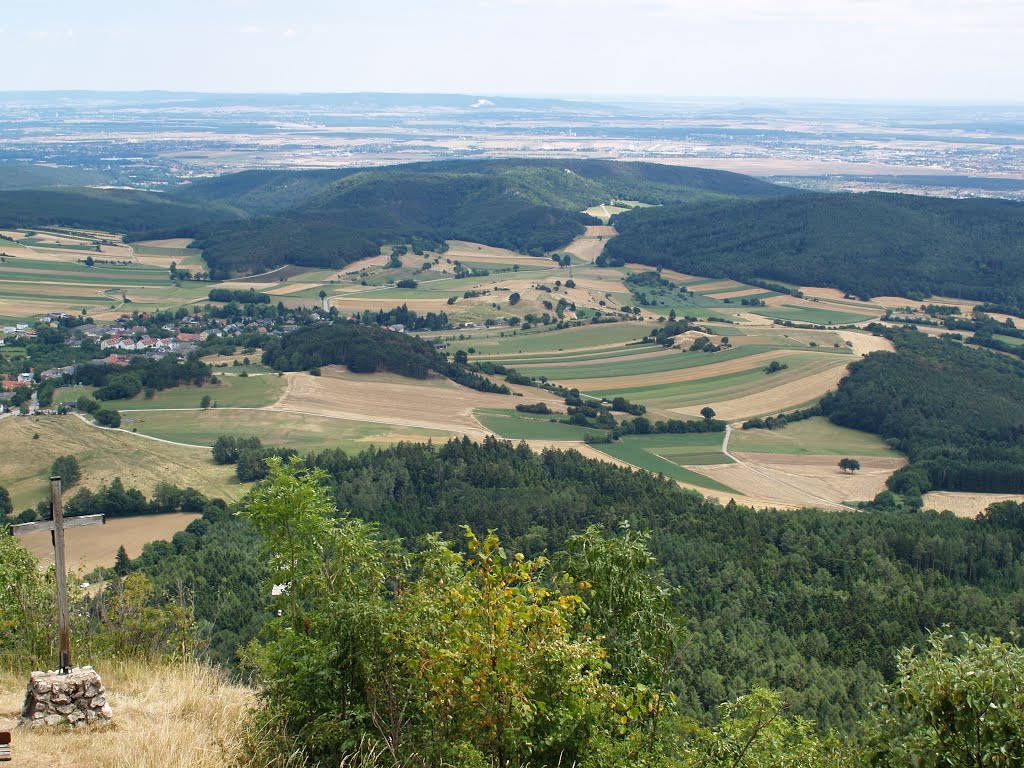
xmin=729 ymin=417 xmax=897 ymax=457
xmin=0 ymin=414 xmax=245 ymax=511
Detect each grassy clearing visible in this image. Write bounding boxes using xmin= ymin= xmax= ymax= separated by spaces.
xmin=0 ymin=414 xmax=244 ymax=511
xmin=475 ymin=409 xmax=598 ymax=441
xmin=121 ymin=408 xmax=454 ymax=452
xmin=589 ymin=434 xmax=737 ymax=493
xmin=0 ymin=660 xmax=254 ymax=768
xmin=729 ymin=416 xmax=899 ymax=457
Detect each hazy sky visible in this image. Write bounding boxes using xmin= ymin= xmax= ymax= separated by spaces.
xmin=2 ymin=0 xmax=1022 ymax=101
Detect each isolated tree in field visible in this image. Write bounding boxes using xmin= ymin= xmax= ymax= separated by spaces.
xmin=51 ymin=455 xmax=82 ymax=488
xmin=200 ymin=394 xmax=212 ymax=410
xmin=0 ymin=485 xmax=12 ymax=517
xmin=94 ymin=409 xmax=121 ymax=428
xmin=701 ymin=406 xmax=716 ymax=421
xmin=839 ymin=457 xmax=861 ymax=473
xmin=508 ymin=292 xmax=521 ymax=305
xmin=84 ymin=255 xmax=94 ymax=267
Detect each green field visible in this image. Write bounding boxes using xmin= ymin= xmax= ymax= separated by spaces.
xmin=590 ymin=434 xmax=737 ymax=493
xmin=751 ymin=305 xmax=878 ymax=325
xmin=120 ymin=409 xmax=453 ymax=452
xmin=513 ymin=345 xmax=788 ymax=381
xmin=729 ymin=416 xmax=899 ymax=457
xmin=474 ymin=409 xmax=600 ymax=441
xmin=467 ymin=322 xmax=655 ymax=356
xmin=993 ymin=334 xmax=1024 ymax=347
xmin=54 ymin=375 xmax=286 ymax=410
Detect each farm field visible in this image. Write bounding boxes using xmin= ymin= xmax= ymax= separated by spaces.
xmin=16 ymin=512 xmax=203 ymax=571
xmin=699 ymin=452 xmax=907 ymax=510
xmin=474 ymin=409 xmax=599 ymax=441
xmin=750 ymin=305 xmax=879 ymax=325
xmin=270 ymin=368 xmax=548 ymax=435
xmin=53 ymin=374 xmax=286 ymax=410
xmin=120 ymin=409 xmax=455 ymax=452
xmin=589 ymin=433 xmax=738 ymax=493
xmin=729 ymin=417 xmax=898 ymax=457
xmin=921 ymin=491 xmax=1024 ymax=518
xmin=0 ymin=414 xmax=245 ymax=511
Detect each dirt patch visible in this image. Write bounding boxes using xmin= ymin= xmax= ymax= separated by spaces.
xmin=16 ymin=512 xmax=202 ymax=571
xmin=670 ymin=364 xmax=852 ymax=421
xmin=271 ymin=368 xmax=519 ymax=434
xmin=922 ymin=491 xmax=1024 ymax=518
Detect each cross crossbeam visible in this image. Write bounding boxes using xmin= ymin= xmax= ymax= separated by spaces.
xmin=9 ymin=477 xmax=104 ymax=673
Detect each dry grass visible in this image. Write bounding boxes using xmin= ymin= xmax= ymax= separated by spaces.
xmin=0 ymin=415 xmax=244 ymax=510
xmin=0 ymin=659 xmax=255 ymax=768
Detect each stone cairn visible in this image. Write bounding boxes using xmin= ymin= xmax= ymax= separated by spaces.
xmin=20 ymin=666 xmax=113 ymax=728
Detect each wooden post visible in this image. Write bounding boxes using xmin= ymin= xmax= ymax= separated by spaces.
xmin=50 ymin=477 xmax=71 ymax=673
xmin=10 ymin=477 xmax=104 ymax=674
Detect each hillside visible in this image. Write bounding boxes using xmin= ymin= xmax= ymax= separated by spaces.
xmin=604 ymin=191 xmax=1024 ymax=307
xmin=0 ymin=187 xmax=244 ymax=237
xmin=182 ymin=159 xmax=790 ymax=277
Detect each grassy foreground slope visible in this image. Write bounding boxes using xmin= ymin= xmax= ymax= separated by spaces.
xmin=604 ymin=191 xmax=1024 ymax=306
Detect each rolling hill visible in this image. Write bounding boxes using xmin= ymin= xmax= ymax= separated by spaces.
xmin=603 ymin=191 xmax=1024 ymax=307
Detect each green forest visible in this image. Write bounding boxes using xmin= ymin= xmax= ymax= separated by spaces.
xmin=821 ymin=326 xmax=1024 ymax=494
xmin=603 ymin=192 xmax=1024 ymax=307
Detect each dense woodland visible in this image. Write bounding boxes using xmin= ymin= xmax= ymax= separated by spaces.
xmin=821 ymin=326 xmax=1024 ymax=494
xmin=604 ymin=192 xmax=1024 ymax=308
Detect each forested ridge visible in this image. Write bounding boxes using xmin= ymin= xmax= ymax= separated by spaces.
xmin=821 ymin=326 xmax=1024 ymax=495
xmin=604 ymin=192 xmax=1024 ymax=307
xmin=0 ymin=159 xmax=788 ymax=278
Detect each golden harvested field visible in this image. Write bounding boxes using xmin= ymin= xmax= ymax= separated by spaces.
xmin=669 ymin=364 xmax=852 ymax=421
xmin=271 ymin=368 xmax=543 ymax=434
xmin=16 ymin=512 xmax=202 ymax=571
xmin=0 ymin=415 xmax=245 ymax=511
xmin=695 ymin=453 xmax=906 ymax=510
xmin=562 ymin=226 xmax=615 ymax=262
xmin=134 ymin=238 xmax=195 ymax=249
xmin=921 ymin=491 xmax=1024 ymax=518
xmin=835 ymin=330 xmax=895 ymax=355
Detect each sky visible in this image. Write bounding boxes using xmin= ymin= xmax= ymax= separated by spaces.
xmin=1 ymin=0 xmax=1022 ymax=102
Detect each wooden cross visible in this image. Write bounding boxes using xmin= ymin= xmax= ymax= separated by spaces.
xmin=10 ymin=477 xmax=104 ymax=673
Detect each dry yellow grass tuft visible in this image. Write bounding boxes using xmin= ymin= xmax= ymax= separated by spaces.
xmin=0 ymin=659 xmax=255 ymax=768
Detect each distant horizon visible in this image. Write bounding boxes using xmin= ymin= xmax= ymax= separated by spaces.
xmin=2 ymin=89 xmax=1023 ymax=109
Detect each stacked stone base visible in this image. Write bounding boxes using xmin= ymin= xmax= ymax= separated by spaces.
xmin=20 ymin=666 xmax=113 ymax=728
